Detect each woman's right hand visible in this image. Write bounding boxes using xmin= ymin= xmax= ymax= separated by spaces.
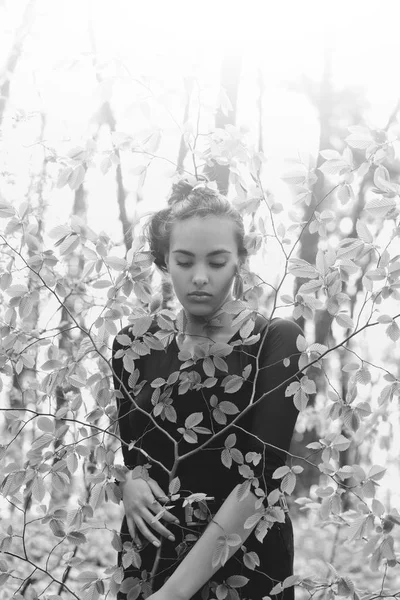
xmin=121 ymin=475 xmax=180 ymax=548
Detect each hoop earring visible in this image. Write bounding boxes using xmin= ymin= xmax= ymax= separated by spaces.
xmin=233 ymin=272 xmax=244 ymax=300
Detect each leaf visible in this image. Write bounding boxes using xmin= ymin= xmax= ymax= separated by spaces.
xmin=269 ymin=582 xmax=283 ymax=595
xmin=337 ymin=184 xmax=354 ymax=205
xmin=372 ymin=498 xmax=385 ymax=517
xmin=150 ymin=377 xmax=166 ymax=388
xmin=37 ymin=416 xmax=55 ymax=433
xmin=346 ymin=127 xmax=373 ymax=148
xmin=226 ymin=575 xmax=249 ymax=588
xmin=332 ymin=434 xmax=351 ymax=451
xmin=320 ymin=149 xmax=342 ymax=160
xmin=236 ymin=480 xmax=251 ymax=501
xmin=281 ymin=168 xmax=307 ymax=185
xmin=368 ymin=465 xmax=386 ymax=481
xmin=130 ymin=316 xmax=154 ymax=337
xmin=0 ymin=200 xmax=16 ymax=218
xmin=183 ymin=430 xmax=198 ymax=444
xmin=41 ymin=359 xmax=63 ymax=371
xmin=77 ymin=571 xmax=99 ymax=584
xmin=365 ymin=196 xmax=397 ymax=218
xmin=301 ymin=376 xmax=316 ymax=394
xmin=272 ymin=466 xmax=290 ymax=479
xmin=213 ymin=408 xmax=227 ymax=425
xmin=213 ymin=355 xmax=228 ymax=372
xmin=49 ymin=518 xmax=65 ymax=538
xmin=285 ymin=382 xmax=300 ymax=398
xmin=19 ymin=295 xmax=34 ymax=319
xmin=185 ymin=412 xmax=203 ymax=429
xmin=281 ymin=472 xmax=296 ymax=495
xmin=336 ymin=313 xmax=354 ymax=329
xmin=219 ymin=401 xmax=239 ymax=415
xmin=386 ymin=321 xmax=400 ymax=342
xmin=282 ymin=575 xmax=301 ymax=589
xmin=342 ymin=361 xmax=360 ymax=372
xmin=32 ymin=433 xmax=54 ymax=451
xmin=319 ymin=159 xmax=350 ymax=176
xmin=203 ymin=357 xmax=215 ymax=377
xmin=5 ymin=284 xmax=28 ymax=297
xmin=288 ymin=258 xmax=318 ymax=279
xmin=244 ymin=512 xmax=263 ymax=529
xmin=169 ymin=477 xmax=180 ymax=495
xmin=58 ymin=234 xmax=80 ymax=256
xmin=356 ymin=219 xmax=373 ymax=243
xmin=226 ymin=533 xmax=242 ymax=547
xmin=356 ymin=366 xmax=371 ymax=385
xmin=32 ymin=475 xmax=46 ymax=502
xmin=243 ymin=551 xmax=260 ymax=570
xmin=223 ymin=300 xmax=247 ymax=314
xmin=216 ymin=584 xmax=228 ymax=600
xmin=239 ymin=317 xmax=255 ymax=339
xmin=296 ymin=334 xmax=308 ymax=352
xmin=116 ymin=334 xmax=133 ymax=346
xmin=224 ymin=433 xmax=236 ymax=448
xmin=233 ymin=452 xmax=246 ymax=468
xmin=221 ymin=448 xmax=232 ymax=469
xmin=68 ymin=164 xmax=86 ymax=190
xmin=67 ymin=531 xmax=87 ymax=544
xmin=212 ymin=538 xmax=229 ymax=568
xmin=224 ymin=376 xmax=243 ymax=394
xmin=104 ymin=256 xmax=127 ymax=271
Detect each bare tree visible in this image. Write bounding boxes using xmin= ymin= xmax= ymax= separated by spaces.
xmin=204 ymin=49 xmax=242 ymax=194
xmin=88 ymin=15 xmax=131 ymax=251
xmin=0 ymin=0 xmax=36 ymax=126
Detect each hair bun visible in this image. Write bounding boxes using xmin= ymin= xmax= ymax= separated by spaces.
xmin=167 ymin=179 xmax=195 ymax=206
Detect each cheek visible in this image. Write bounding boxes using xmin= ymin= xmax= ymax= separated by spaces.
xmin=170 ymin=269 xmax=186 ymax=292
xmin=219 ymin=271 xmax=235 ymax=292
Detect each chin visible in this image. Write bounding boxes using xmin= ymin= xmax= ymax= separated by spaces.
xmin=181 ymin=301 xmax=214 ymax=315
xmin=184 ymin=304 xmax=212 ymax=313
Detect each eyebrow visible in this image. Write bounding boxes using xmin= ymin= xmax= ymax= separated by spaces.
xmin=172 ymin=249 xmax=232 ymax=257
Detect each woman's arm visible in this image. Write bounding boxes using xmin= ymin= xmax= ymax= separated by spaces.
xmin=159 ymin=484 xmax=259 ymax=600
xmin=151 ymin=318 xmax=303 ymax=600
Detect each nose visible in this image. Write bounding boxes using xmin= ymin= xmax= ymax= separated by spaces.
xmin=192 ymin=267 xmax=209 ymax=286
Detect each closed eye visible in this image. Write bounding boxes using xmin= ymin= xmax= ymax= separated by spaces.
xmin=176 ymin=262 xmax=226 ymax=269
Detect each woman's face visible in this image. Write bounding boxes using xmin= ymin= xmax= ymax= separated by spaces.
xmin=165 ymin=216 xmax=240 ymax=320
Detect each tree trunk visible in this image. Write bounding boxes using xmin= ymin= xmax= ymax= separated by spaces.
xmin=0 ymin=0 xmax=36 ymax=126
xmin=51 ymin=184 xmax=87 ymax=506
xmin=176 ymin=78 xmax=192 ymax=173
xmin=88 ymin=17 xmax=131 ymax=251
xmin=204 ymin=50 xmax=242 ymax=195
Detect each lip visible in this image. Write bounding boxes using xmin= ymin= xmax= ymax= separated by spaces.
xmin=188 ymin=292 xmax=212 ymax=297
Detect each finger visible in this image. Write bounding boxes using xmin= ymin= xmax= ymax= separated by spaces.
xmin=162 ymin=509 xmax=180 ymax=524
xmin=142 ymin=507 xmax=176 ymax=541
xmin=148 ymin=497 xmax=179 ymax=525
xmin=147 ymin=479 xmax=169 ymax=503
xmin=134 ymin=515 xmax=163 ymax=547
xmin=126 ymin=515 xmax=137 ymax=541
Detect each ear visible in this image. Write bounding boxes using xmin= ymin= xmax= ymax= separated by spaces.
xmin=237 ymin=258 xmax=245 ymax=272
xmin=164 ymin=253 xmax=169 ymax=272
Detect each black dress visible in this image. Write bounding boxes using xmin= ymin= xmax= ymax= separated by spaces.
xmin=112 ymin=314 xmax=303 ymax=600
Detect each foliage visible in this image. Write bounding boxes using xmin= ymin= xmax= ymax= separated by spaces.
xmin=1 ymin=85 xmax=400 ymax=600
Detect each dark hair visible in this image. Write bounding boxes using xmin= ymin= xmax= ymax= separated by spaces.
xmin=143 ymin=179 xmax=248 ymax=273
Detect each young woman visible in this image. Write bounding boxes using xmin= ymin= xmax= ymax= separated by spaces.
xmin=112 ymin=179 xmax=303 ymax=600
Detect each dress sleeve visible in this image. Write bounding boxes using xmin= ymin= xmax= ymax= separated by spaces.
xmin=112 ymin=328 xmax=141 ymax=470
xmin=243 ymin=318 xmax=304 ymax=493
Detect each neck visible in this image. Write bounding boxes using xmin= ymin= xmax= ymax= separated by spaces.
xmin=177 ymin=306 xmax=234 ymax=340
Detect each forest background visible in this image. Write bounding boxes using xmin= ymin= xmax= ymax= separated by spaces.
xmin=1 ymin=0 xmax=400 ymax=599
